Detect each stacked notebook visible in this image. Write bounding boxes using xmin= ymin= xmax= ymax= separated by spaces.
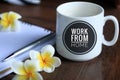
xmin=0 ymin=21 xmax=55 ymax=78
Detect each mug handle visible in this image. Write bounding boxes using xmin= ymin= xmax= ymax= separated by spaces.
xmin=103 ymin=15 xmax=119 ymax=46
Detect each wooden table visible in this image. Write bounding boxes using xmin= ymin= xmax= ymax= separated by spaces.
xmin=0 ymin=0 xmax=120 ymax=80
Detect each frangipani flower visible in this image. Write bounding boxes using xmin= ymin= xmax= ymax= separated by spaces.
xmin=30 ymin=45 xmax=61 ymax=73
xmin=11 ymin=60 xmax=43 ymax=80
xmin=0 ymin=11 xmax=21 ymax=31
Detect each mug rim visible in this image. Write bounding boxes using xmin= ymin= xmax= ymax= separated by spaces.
xmin=57 ymin=1 xmax=104 ymax=18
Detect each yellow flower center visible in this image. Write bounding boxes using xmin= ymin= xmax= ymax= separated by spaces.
xmin=37 ymin=52 xmax=55 ymax=68
xmin=0 ymin=11 xmax=21 ymax=30
xmin=27 ymin=72 xmax=34 ymax=78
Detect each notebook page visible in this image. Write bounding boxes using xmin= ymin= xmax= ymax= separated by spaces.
xmin=0 ymin=21 xmax=51 ymax=61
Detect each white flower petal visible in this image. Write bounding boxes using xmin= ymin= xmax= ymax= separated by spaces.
xmin=32 ymin=60 xmax=43 ymax=71
xmin=41 ymin=44 xmax=55 ymax=57
xmin=1 ymin=26 xmax=11 ymax=32
xmin=24 ymin=60 xmax=40 ymax=72
xmin=9 ymin=11 xmax=22 ymax=19
xmin=53 ymin=57 xmax=61 ymax=67
xmin=12 ymin=75 xmax=28 ymax=80
xmin=11 ymin=20 xmax=21 ymax=31
xmin=11 ymin=61 xmax=26 ymax=75
xmin=29 ymin=50 xmax=40 ymax=60
xmin=43 ymin=66 xmax=55 ymax=73
xmin=30 ymin=72 xmax=43 ymax=80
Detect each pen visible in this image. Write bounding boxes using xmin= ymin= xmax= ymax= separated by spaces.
xmin=0 ymin=68 xmax=11 ymax=78
xmin=3 ymin=33 xmax=55 ymax=62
